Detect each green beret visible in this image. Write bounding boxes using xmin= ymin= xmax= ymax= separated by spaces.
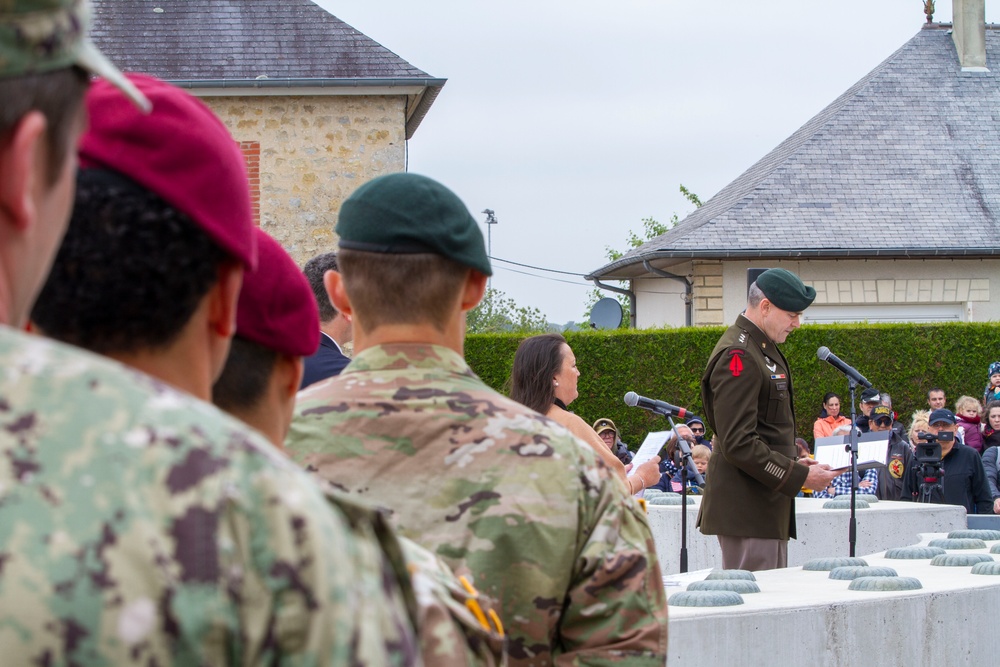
xmin=337 ymin=173 xmax=492 ymax=276
xmin=756 ymin=268 xmax=816 ymax=312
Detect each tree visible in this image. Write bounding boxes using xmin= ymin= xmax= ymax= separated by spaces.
xmin=583 ymin=184 xmax=702 ymax=324
xmin=467 ymin=286 xmax=552 ymax=334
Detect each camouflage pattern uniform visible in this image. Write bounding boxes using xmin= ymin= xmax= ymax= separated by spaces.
xmin=0 ymin=326 xmax=421 ymax=666
xmin=287 ymin=343 xmax=669 ymax=667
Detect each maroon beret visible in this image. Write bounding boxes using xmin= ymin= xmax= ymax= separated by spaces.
xmin=236 ymin=229 xmax=320 ymax=358
xmin=78 ymin=73 xmax=256 ymax=269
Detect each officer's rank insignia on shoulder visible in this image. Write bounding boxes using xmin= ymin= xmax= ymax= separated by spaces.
xmin=728 ymin=349 xmax=745 ymax=377
xmin=738 ymin=331 xmax=748 ymax=345
xmin=889 ymin=455 xmax=905 ymax=479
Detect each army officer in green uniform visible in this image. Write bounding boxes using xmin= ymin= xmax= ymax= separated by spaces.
xmin=697 ymin=269 xmax=839 ymax=571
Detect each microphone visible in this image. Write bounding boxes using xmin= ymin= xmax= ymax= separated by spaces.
xmin=817 ymin=346 xmax=873 ymax=389
xmin=624 ymin=391 xmax=691 ymax=419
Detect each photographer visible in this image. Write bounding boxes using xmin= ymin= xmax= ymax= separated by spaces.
xmin=901 ymin=409 xmax=993 ymax=514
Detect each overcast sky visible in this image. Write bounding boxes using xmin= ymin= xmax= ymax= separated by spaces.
xmin=315 ymin=0 xmax=984 ymax=325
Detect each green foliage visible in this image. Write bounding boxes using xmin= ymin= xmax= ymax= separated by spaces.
xmin=466 ymin=321 xmax=1000 ymax=448
xmin=584 ymin=184 xmax=701 ymax=323
xmin=467 ymin=286 xmax=551 ymax=334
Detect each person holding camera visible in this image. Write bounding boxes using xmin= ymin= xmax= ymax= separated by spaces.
xmin=901 ymin=409 xmax=993 ymax=513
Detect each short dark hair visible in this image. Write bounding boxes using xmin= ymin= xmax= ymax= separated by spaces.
xmin=927 ymin=387 xmax=945 ymax=399
xmin=509 ymin=333 xmax=568 ymax=414
xmin=0 ymin=67 xmax=89 ymax=184
xmin=337 ymin=249 xmax=468 ymax=332
xmin=212 ymin=336 xmax=279 ymax=412
xmin=303 ymin=252 xmax=339 ymax=323
xmin=31 ymin=169 xmax=229 ymax=354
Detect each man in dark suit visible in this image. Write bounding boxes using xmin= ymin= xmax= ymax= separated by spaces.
xmin=301 ymin=251 xmax=353 ymax=388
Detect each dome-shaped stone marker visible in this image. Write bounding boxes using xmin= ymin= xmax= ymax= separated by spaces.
xmin=834 ymin=494 xmax=878 ymax=503
xmin=823 ymin=498 xmax=869 ymax=509
xmin=947 ymin=529 xmax=1000 ymax=541
xmin=991 ymin=543 xmax=1000 ymax=555
xmin=687 ymin=579 xmax=760 ymax=594
xmin=971 ymin=561 xmax=1000 ymax=575
xmin=927 ymin=538 xmax=986 ymax=550
xmin=647 ymin=495 xmax=694 ymax=506
xmin=829 ymin=566 xmax=898 ymax=580
xmin=642 ymin=489 xmax=670 ymax=499
xmin=885 ymin=546 xmax=946 ymax=559
xmin=803 ymin=557 xmax=869 ymax=571
xmin=705 ymin=569 xmax=756 ymax=581
xmin=848 ymin=576 xmax=922 ymax=592
xmin=930 ymin=553 xmax=994 ymax=567
xmin=669 ymin=590 xmax=743 ymax=607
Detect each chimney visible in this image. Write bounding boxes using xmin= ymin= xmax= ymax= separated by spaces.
xmin=953 ymin=0 xmax=989 ymax=71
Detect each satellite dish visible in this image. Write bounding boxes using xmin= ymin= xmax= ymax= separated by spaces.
xmin=590 ymin=298 xmax=624 ymax=329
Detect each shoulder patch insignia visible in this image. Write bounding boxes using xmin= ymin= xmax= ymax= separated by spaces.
xmin=728 ymin=349 xmax=745 ymax=377
xmin=889 ymin=455 xmax=905 ymax=479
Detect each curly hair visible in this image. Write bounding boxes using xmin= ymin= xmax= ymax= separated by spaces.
xmin=31 ymin=168 xmax=229 ymax=354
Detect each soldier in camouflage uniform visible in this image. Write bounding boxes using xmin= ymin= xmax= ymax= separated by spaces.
xmin=212 ymin=227 xmax=506 ymax=666
xmin=4 ymin=43 xmax=421 ymax=663
xmin=286 ymin=173 xmax=669 ymax=666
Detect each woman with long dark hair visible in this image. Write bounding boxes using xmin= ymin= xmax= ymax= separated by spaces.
xmin=510 ymin=333 xmax=661 ymax=494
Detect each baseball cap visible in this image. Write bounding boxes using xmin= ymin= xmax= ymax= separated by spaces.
xmin=755 ymin=268 xmax=816 ymax=312
xmin=861 ymin=388 xmax=881 ymax=403
xmin=79 ymin=74 xmax=257 ymax=269
xmin=235 ymin=229 xmax=320 ymax=358
xmin=0 ymin=0 xmax=149 ymax=111
xmin=870 ymin=406 xmax=892 ymax=424
xmin=592 ymin=418 xmax=617 ymax=436
xmin=337 ymin=172 xmax=493 ymax=276
xmin=929 ymin=408 xmax=956 ymax=425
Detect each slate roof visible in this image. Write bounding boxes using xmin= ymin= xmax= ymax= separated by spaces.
xmin=89 ymin=0 xmax=444 ymax=138
xmin=590 ymin=24 xmax=1000 ymax=280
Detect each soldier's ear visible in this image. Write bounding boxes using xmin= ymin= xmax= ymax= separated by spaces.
xmin=0 ymin=111 xmax=47 ymax=230
xmin=325 ymin=270 xmax=353 ymax=318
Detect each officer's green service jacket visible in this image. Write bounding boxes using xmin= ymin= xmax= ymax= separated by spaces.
xmin=697 ymin=314 xmax=809 ymax=540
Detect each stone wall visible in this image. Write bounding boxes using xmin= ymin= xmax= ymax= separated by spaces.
xmin=205 ymin=94 xmax=408 ymax=264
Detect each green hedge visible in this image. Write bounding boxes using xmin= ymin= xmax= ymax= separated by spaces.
xmin=465 ymin=322 xmax=1000 ymax=448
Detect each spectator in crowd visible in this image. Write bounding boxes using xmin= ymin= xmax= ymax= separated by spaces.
xmin=984 ymin=362 xmax=1000 ymax=406
xmin=855 ymin=388 xmax=882 ymax=433
xmin=910 ymin=410 xmax=931 ymax=450
xmin=687 ymin=416 xmax=710 ymax=446
xmin=670 ymin=444 xmax=711 ymax=493
xmin=300 ymin=251 xmax=353 ymax=389
xmin=814 ymin=392 xmax=853 ymax=440
xmin=212 ymin=230 xmax=503 ymax=666
xmin=901 ymin=409 xmax=993 ymax=514
xmin=927 ymin=387 xmax=947 ymax=411
xmin=982 ymin=439 xmax=1000 ymax=515
xmin=510 ymin=333 xmax=661 ymax=495
xmin=24 ymin=72 xmax=422 ymax=662
xmin=795 ymin=438 xmax=814 ymax=496
xmin=651 ymin=424 xmax=699 ymax=492
xmin=869 ymin=405 xmax=912 ymax=501
xmin=955 ymin=395 xmax=984 ymax=455
xmin=814 ymin=468 xmax=878 ymax=499
xmin=593 ymin=417 xmax=634 ymax=465
xmin=285 ymin=173 xmax=669 ymax=664
xmin=879 ymin=391 xmax=911 ymax=445
xmin=983 ymin=401 xmax=1000 ymax=454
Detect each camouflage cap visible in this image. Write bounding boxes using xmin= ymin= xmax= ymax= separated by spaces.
xmin=337 ymin=172 xmax=493 ymax=276
xmin=0 ymin=0 xmax=150 ymax=111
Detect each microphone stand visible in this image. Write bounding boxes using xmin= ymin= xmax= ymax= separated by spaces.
xmin=665 ymin=415 xmax=704 ymax=573
xmin=846 ymin=378 xmax=859 ymax=557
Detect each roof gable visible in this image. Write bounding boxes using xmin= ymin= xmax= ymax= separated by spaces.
xmin=90 ymin=0 xmax=433 ymax=80
xmin=593 ymin=25 xmax=1000 ymax=279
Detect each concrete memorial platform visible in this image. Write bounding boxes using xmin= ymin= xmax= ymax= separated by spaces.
xmin=664 ymin=530 xmax=1000 ymax=666
xmin=647 ymin=495 xmax=967 ymax=575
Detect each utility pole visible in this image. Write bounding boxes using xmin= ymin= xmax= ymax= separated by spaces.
xmin=482 ymin=209 xmax=498 ymax=287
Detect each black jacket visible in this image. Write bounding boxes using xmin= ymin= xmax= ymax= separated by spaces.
xmin=901 ymin=442 xmax=993 ymax=514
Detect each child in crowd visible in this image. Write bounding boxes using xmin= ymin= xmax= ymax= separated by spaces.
xmin=955 ymin=395 xmax=984 ymax=454
xmin=984 ymin=362 xmax=1000 ymax=405
xmin=670 ymin=444 xmax=711 ymax=494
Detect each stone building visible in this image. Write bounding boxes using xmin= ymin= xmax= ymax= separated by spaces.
xmin=588 ymin=0 xmax=1000 ymax=328
xmin=91 ymin=0 xmax=443 ymax=262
